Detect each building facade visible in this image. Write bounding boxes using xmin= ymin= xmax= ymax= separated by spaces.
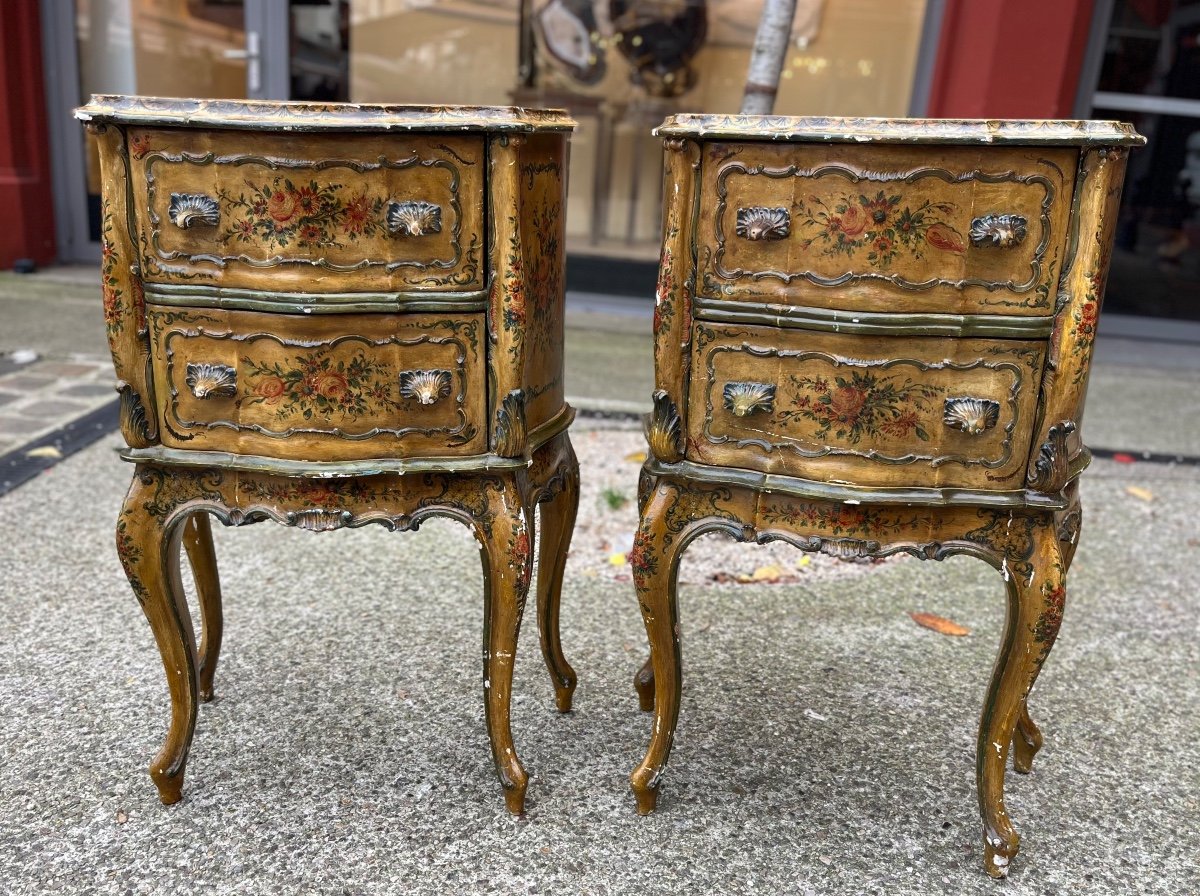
xmin=5 ymin=0 xmax=1199 ymax=321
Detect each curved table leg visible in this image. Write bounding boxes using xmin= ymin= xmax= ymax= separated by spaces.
xmin=1013 ymin=483 xmax=1081 ymax=776
xmin=629 ymin=484 xmax=687 ymax=815
xmin=476 ymin=475 xmax=535 ymax=815
xmin=534 ymin=435 xmax=579 ymax=712
xmin=117 ymin=470 xmax=199 ymax=805
xmin=978 ymin=518 xmax=1067 ymax=877
xmin=182 ymin=512 xmax=223 ymax=703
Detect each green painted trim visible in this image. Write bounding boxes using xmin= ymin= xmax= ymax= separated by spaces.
xmin=643 ymin=457 xmax=1071 ymax=509
xmin=120 ymin=404 xmax=576 ymax=478
xmin=691 ymin=296 xmax=1055 ymax=338
xmin=143 ymin=283 xmax=488 ymax=314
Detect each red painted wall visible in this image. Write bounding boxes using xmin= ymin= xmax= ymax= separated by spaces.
xmin=0 ymin=0 xmax=57 ymax=269
xmin=927 ymin=0 xmax=1096 ymax=119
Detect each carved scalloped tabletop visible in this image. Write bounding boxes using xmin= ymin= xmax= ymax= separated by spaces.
xmin=655 ymin=113 xmax=1145 ymax=146
xmin=75 ymin=94 xmax=576 ymax=133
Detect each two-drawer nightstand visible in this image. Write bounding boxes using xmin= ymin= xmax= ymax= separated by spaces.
xmin=630 ymin=115 xmax=1142 ymax=876
xmin=76 ymin=95 xmax=577 ymax=814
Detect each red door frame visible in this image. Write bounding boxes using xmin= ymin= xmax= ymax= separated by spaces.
xmin=926 ymin=0 xmax=1097 ymax=119
xmin=0 ymin=0 xmax=57 ymax=269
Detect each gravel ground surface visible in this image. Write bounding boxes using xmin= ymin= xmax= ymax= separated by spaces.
xmin=548 ymin=418 xmax=887 ymax=591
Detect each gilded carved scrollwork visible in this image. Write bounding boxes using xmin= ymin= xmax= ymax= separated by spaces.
xmin=645 ymin=390 xmax=683 ymax=463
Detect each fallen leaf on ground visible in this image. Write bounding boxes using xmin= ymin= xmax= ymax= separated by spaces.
xmin=624 ymin=451 xmax=647 ymax=463
xmin=797 ymin=556 xmax=811 ymax=568
xmin=608 ymin=553 xmax=626 ymax=566
xmin=1125 ymin=485 xmax=1154 ymax=502
xmin=26 ymin=446 xmax=62 ymax=459
xmin=910 ymin=611 xmax=971 ymax=637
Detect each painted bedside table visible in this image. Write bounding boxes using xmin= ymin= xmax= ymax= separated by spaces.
xmin=76 ymin=95 xmax=577 ymax=815
xmin=629 ymin=114 xmax=1142 ymax=876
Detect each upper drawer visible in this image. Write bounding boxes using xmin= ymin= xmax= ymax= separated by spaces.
xmin=695 ymin=142 xmax=1077 ymax=316
xmin=127 ymin=128 xmax=485 ymax=292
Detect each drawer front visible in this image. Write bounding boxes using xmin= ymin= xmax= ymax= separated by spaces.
xmin=149 ymin=307 xmax=487 ymax=461
xmin=687 ymin=323 xmax=1045 ymax=488
xmin=696 ymin=142 xmax=1077 ymax=315
xmin=128 ymin=129 xmax=485 ymax=291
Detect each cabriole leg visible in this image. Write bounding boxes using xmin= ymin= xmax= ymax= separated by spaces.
xmin=534 ymin=435 xmax=579 ymax=712
xmin=1014 ymin=482 xmax=1081 ymax=775
xmin=629 ymin=484 xmax=686 ymax=815
xmin=182 ymin=512 xmax=223 ymax=703
xmin=476 ymin=475 xmax=535 ymax=815
xmin=117 ymin=470 xmax=200 ymax=805
xmin=978 ymin=518 xmax=1066 ymax=878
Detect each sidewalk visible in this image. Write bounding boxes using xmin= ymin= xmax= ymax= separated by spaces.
xmin=0 ymin=268 xmax=1197 ymax=894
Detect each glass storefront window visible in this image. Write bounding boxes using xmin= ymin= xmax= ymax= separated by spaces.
xmin=76 ymin=0 xmax=250 ymax=240
xmin=350 ymin=0 xmax=929 ymax=259
xmin=1091 ymin=0 xmax=1200 ymax=320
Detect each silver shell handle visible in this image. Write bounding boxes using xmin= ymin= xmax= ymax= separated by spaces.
xmin=943 ymin=397 xmax=999 ymax=435
xmin=723 ymin=381 xmax=776 ymax=417
xmin=969 ymin=214 xmax=1027 ymax=248
xmin=399 ymin=369 xmax=452 ymax=405
xmin=387 ymin=200 xmax=442 ymax=236
xmin=169 ymin=193 xmax=220 ymax=229
xmin=735 ymin=207 xmax=790 ymax=241
xmin=186 ymin=363 xmax=237 ymax=399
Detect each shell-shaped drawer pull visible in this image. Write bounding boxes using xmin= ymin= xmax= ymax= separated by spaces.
xmin=186 ymin=363 xmax=237 ymax=399
xmin=399 ymin=369 xmax=452 ymax=405
xmin=943 ymin=397 xmax=1000 ymax=435
xmin=735 ymin=206 xmax=790 ymax=241
xmin=387 ymin=200 xmax=442 ymax=236
xmin=969 ymin=214 xmax=1027 ymax=248
xmin=723 ymin=381 xmax=776 ymax=417
xmin=169 ymin=193 xmax=220 ymax=228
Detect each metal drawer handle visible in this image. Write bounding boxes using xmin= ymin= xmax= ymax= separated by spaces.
xmin=399 ymin=369 xmax=452 ymax=405
xmin=969 ymin=214 xmax=1027 ymax=248
xmin=386 ymin=200 xmax=442 ymax=236
xmin=186 ymin=363 xmax=237 ymax=399
xmin=735 ymin=206 xmax=790 ymax=241
xmin=723 ymin=381 xmax=776 ymax=417
xmin=943 ymin=397 xmax=1000 ymax=435
xmin=169 ymin=193 xmax=220 ymax=228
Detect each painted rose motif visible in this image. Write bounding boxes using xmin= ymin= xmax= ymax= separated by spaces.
xmin=267 ymin=190 xmax=298 ymax=223
xmin=254 ymin=376 xmax=286 ymax=404
xmin=780 ymin=371 xmax=946 ymax=443
xmin=219 ymin=177 xmax=387 ymax=251
xmin=242 ymin=351 xmax=401 ymax=420
xmin=795 ymin=188 xmax=963 ymax=268
xmin=828 ymin=385 xmax=867 ymax=423
xmin=314 ymin=371 xmax=349 ymax=399
xmin=833 ymin=203 xmax=867 ymax=237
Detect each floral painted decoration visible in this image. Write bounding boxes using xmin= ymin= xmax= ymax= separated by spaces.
xmin=793 ymin=189 xmax=966 ymax=268
xmin=218 ymin=176 xmax=388 ymax=251
xmin=778 ymin=371 xmax=947 ymax=443
xmin=242 ymin=351 xmax=403 ymax=420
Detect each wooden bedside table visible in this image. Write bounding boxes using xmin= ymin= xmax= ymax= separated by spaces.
xmin=630 ymin=115 xmax=1142 ymax=876
xmin=76 ymin=95 xmax=577 ymax=815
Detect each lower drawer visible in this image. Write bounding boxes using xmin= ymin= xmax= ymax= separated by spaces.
xmin=148 ymin=306 xmax=487 ymax=461
xmin=687 ymin=323 xmax=1045 ymax=489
